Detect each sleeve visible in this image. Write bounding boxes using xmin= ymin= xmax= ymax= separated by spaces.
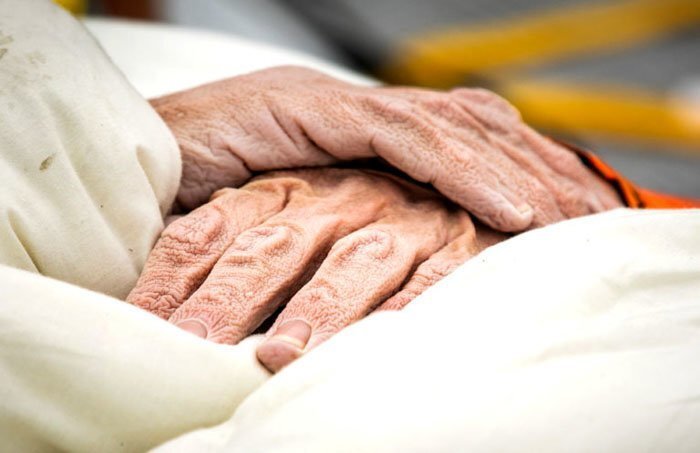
xmin=559 ymin=141 xmax=700 ymax=209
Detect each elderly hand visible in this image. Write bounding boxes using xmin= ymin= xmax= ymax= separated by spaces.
xmin=151 ymin=65 xmax=622 ymax=233
xmin=127 ymin=168 xmax=504 ymax=372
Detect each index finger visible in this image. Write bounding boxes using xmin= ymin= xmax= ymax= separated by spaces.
xmin=296 ymin=94 xmax=535 ymax=232
xmin=126 ymin=182 xmax=289 ymax=319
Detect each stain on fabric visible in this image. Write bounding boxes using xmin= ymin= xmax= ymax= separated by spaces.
xmin=27 ymin=51 xmax=46 ymax=66
xmin=0 ymin=48 xmax=7 ymax=61
xmin=0 ymin=35 xmax=13 ymax=46
xmin=39 ymin=153 xmax=56 ymax=171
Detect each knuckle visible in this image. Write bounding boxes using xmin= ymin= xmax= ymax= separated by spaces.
xmin=128 ymin=290 xmax=180 ymax=320
xmin=450 ymin=87 xmax=522 ymax=130
xmin=228 ymin=224 xmax=300 ymax=257
xmin=379 ymin=291 xmax=415 ymax=311
xmin=447 ymin=144 xmax=477 ymax=173
xmin=331 ymin=229 xmax=395 ymax=264
xmin=406 ymin=272 xmax=434 ymax=292
xmin=434 ymin=95 xmax=473 ymax=124
xmin=549 ymin=147 xmax=588 ymax=174
xmin=364 ymin=97 xmax=457 ymax=184
xmin=247 ymin=174 xmax=314 ymax=199
xmin=160 ymin=207 xmax=226 ymax=259
xmin=452 ymin=87 xmax=515 ymax=111
xmin=366 ymin=96 xmax=421 ymax=125
xmin=557 ymin=184 xmax=592 ymax=217
xmin=522 ymin=179 xmax=557 ymax=210
xmin=286 ymin=284 xmax=348 ymax=333
xmin=170 ymin=303 xmax=244 ymax=345
xmin=415 ymin=261 xmax=456 ymax=285
xmin=399 ymin=262 xmax=453 ymax=299
xmin=421 ymin=94 xmax=456 ymax=117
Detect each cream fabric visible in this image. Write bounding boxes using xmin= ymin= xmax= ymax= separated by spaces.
xmin=0 ymin=0 xmax=181 ymax=299
xmin=159 ymin=209 xmax=700 ymax=452
xmin=0 ymin=264 xmax=269 ymax=452
xmin=0 ymin=5 xmax=269 ymax=452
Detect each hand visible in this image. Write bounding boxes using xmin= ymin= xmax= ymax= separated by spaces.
xmin=151 ymin=65 xmax=622 ymax=232
xmin=127 ymin=168 xmax=504 ymax=372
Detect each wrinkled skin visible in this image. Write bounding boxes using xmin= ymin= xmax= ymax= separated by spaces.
xmin=135 ymin=65 xmax=625 ymax=372
xmin=127 ymin=169 xmax=505 ymax=372
xmin=151 ymin=65 xmax=621 ymax=233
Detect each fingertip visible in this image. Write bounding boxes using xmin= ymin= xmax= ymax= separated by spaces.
xmin=515 ymin=203 xmax=534 ymax=224
xmin=175 ymin=319 xmax=208 ymax=339
xmin=444 ymin=181 xmax=534 ymax=233
xmin=257 ymin=319 xmax=312 ymax=373
xmin=587 ymin=194 xmax=607 ymax=213
xmin=480 ymin=202 xmax=534 ymax=232
xmin=256 ymin=339 xmax=304 ymax=373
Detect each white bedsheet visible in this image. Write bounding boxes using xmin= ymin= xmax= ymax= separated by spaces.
xmin=159 ymin=208 xmax=700 ymax=452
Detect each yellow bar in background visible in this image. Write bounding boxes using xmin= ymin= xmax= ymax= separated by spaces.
xmin=499 ymin=78 xmax=700 ymax=153
xmin=53 ymin=0 xmax=87 ymax=15
xmin=384 ymin=0 xmax=700 ymax=88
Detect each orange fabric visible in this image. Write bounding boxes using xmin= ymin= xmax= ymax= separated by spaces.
xmin=634 ymin=187 xmax=700 ymax=209
xmin=557 ymin=141 xmax=700 ymax=209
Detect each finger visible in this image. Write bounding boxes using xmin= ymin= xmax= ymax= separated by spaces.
xmin=449 ymin=87 xmax=523 ymax=136
xmin=256 ymin=203 xmax=458 ymax=372
xmin=167 ymin=170 xmax=402 ymax=344
xmin=488 ymin=135 xmax=593 ymax=223
xmin=519 ymin=129 xmax=623 ymax=210
xmin=372 ymin=106 xmax=538 ymax=232
xmin=126 ymin=180 xmax=289 ymax=319
xmin=497 ymin=124 xmax=615 ymax=216
xmin=446 ymin=91 xmax=592 ymax=219
xmin=297 ymin=95 xmax=535 ymax=232
xmin=451 ymin=88 xmax=620 ymax=215
xmin=402 ymin=90 xmax=568 ymax=226
xmin=376 ymin=222 xmax=505 ymax=311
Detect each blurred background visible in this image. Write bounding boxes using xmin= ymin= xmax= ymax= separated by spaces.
xmin=58 ymin=0 xmax=700 ymax=196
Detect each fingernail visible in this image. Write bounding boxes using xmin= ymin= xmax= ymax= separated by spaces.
xmin=256 ymin=320 xmax=312 ymax=373
xmin=517 ymin=203 xmax=534 ymax=218
xmin=175 ymin=319 xmax=208 ymax=339
xmin=270 ymin=319 xmax=312 ymax=350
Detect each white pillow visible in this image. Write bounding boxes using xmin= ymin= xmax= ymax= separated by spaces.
xmin=159 ymin=209 xmax=700 ymax=452
xmin=82 ymin=18 xmax=376 ymax=99
xmin=0 ymin=0 xmax=181 ymax=298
